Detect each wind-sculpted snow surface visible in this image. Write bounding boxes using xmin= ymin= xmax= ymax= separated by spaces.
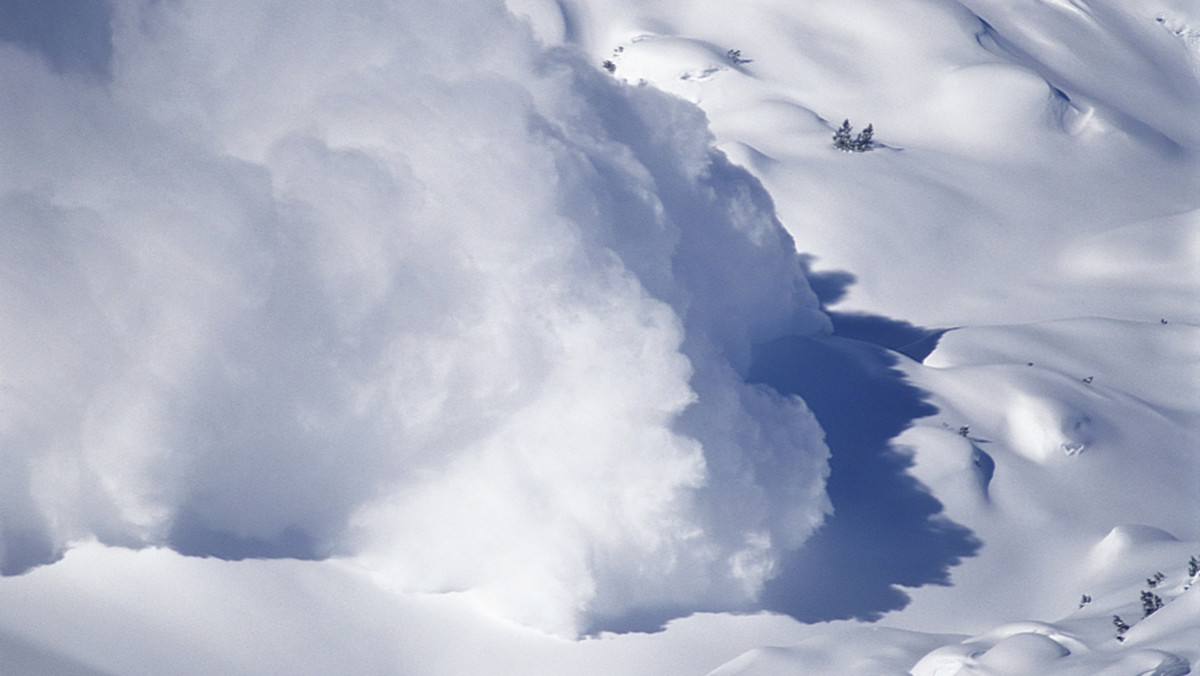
xmin=957 ymin=0 xmax=1200 ymax=149
xmin=0 ymin=0 xmax=832 ymax=635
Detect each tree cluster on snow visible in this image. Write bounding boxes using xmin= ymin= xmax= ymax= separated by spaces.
xmin=833 ymin=119 xmax=874 ymax=152
xmin=1099 ymin=555 xmax=1200 ymax=641
xmin=1105 ymin=557 xmax=1197 ymax=640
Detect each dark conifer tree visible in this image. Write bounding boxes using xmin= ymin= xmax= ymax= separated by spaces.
xmin=853 ymin=123 xmax=874 ymax=151
xmin=1112 ymin=615 xmax=1130 ymax=640
xmin=833 ymin=119 xmax=854 ymax=151
xmin=1141 ymin=590 xmax=1164 ymax=617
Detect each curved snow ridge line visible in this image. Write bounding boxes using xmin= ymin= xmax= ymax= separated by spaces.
xmin=1151 ymin=653 xmax=1192 ymax=676
xmin=1040 ymin=0 xmax=1094 ymax=21
xmin=1112 ymin=651 xmax=1192 ymax=676
xmin=966 ymin=621 xmax=1092 ymax=655
xmin=1090 ymin=524 xmax=1181 ymax=560
xmin=705 ymin=625 xmax=969 ymax=676
xmin=957 ymin=0 xmax=1200 ymax=149
xmin=967 ymin=19 xmax=1119 ymax=141
xmin=923 ymin=316 xmax=1200 ymax=418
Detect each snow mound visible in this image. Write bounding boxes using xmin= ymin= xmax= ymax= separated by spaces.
xmin=908 ymin=362 xmax=1114 ymax=465
xmin=928 ymin=63 xmax=1072 ymax=154
xmin=1097 ymin=524 xmax=1181 ymax=551
xmin=606 ymin=35 xmax=732 ymax=89
xmin=911 ymin=627 xmax=1075 ymax=676
xmin=1003 ymin=391 xmax=1094 ymax=460
xmin=910 ymin=620 xmax=1194 ymax=676
xmin=976 ymin=631 xmax=1072 ymax=666
xmin=1085 ymin=525 xmax=1182 ymax=578
xmin=708 ymin=626 xmax=962 ymax=676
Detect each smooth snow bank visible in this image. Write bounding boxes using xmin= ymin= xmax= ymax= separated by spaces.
xmin=905 ymin=366 xmax=1197 ymax=541
xmin=882 ymin=314 xmax=1199 ymax=634
xmin=910 ymin=623 xmax=1080 ymax=676
xmin=0 ymin=541 xmax=826 ymax=676
xmin=910 ymin=621 xmax=1192 ymax=676
xmin=711 ymin=526 xmax=1200 ymax=676
xmin=0 ymin=0 xmax=835 ymax=635
xmin=906 ymin=548 xmax=1200 ymax=676
xmin=957 ymin=0 xmax=1200 ymax=149
xmin=582 ymin=0 xmax=1200 ymax=327
xmin=1055 ymin=209 xmax=1200 ymax=323
xmin=926 ymin=318 xmax=1200 ymax=415
xmin=707 ymin=625 xmax=959 ymax=676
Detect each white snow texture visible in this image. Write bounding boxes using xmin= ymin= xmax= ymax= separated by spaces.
xmin=0 ymin=0 xmax=830 ymax=636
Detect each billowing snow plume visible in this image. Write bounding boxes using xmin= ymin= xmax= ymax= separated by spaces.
xmin=0 ymin=0 xmax=830 ymax=634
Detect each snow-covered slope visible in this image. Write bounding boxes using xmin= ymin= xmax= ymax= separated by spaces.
xmin=565 ymin=0 xmax=1200 ymax=672
xmin=0 ymin=0 xmax=1197 ymax=673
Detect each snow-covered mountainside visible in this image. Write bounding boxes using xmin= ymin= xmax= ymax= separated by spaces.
xmin=0 ymin=0 xmax=1197 ymax=673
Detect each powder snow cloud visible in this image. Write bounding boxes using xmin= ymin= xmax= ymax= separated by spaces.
xmin=0 ymin=0 xmax=830 ymax=634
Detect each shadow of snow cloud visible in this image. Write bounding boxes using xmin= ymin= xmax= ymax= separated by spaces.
xmin=749 ymin=333 xmax=980 ymax=622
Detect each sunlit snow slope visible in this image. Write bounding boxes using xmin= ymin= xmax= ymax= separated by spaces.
xmin=555 ymin=0 xmax=1200 ymax=672
xmin=0 ymin=0 xmax=1198 ymax=673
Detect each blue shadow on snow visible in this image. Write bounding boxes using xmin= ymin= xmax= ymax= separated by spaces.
xmin=747 ymin=325 xmax=979 ymax=622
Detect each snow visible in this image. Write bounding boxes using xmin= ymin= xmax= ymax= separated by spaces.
xmin=1 ymin=0 xmax=1198 ymax=673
